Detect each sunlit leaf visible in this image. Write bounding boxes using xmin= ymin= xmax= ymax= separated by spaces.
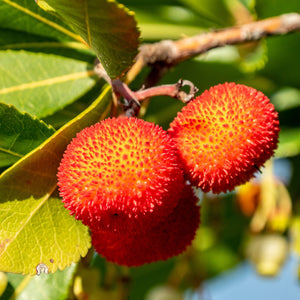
xmin=0 ymin=50 xmax=97 ymax=118
xmin=38 ymin=0 xmax=140 ymax=78
xmin=0 ymin=196 xmax=89 ymax=275
xmin=0 ymin=103 xmax=55 ymax=168
xmin=0 ymin=86 xmax=112 ymax=275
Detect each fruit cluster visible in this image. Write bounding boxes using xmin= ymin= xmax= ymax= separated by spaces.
xmin=57 ymin=82 xmax=279 ymax=267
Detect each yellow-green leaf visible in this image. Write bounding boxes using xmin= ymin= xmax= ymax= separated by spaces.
xmin=0 ymin=85 xmax=112 ymax=275
xmin=0 ymin=196 xmax=89 ymax=275
xmin=38 ymin=0 xmax=140 ymax=78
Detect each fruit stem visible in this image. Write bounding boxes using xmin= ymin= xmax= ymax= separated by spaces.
xmin=94 ymin=60 xmax=199 ymax=117
xmin=112 ymin=79 xmax=199 ymax=117
xmin=134 ymin=79 xmax=199 ymax=103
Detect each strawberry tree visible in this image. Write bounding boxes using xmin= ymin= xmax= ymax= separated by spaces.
xmin=0 ymin=0 xmax=299 ymax=299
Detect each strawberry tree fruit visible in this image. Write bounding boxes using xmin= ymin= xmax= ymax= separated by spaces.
xmin=168 ymin=82 xmax=280 ymax=193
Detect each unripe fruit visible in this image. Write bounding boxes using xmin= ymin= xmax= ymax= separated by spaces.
xmin=168 ymin=83 xmax=280 ymax=193
xmin=91 ymin=184 xmax=200 ymax=267
xmin=57 ymin=117 xmax=184 ymax=232
xmin=146 ymin=286 xmax=183 ymax=300
xmin=246 ymin=234 xmax=288 ymax=276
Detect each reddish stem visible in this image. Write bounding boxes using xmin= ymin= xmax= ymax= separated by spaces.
xmin=95 ymin=63 xmax=199 ymax=116
xmin=113 ymin=79 xmax=198 ymax=104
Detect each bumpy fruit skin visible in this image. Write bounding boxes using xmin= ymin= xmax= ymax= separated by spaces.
xmin=91 ymin=184 xmax=200 ymax=267
xmin=168 ymin=82 xmax=280 ymax=193
xmin=57 ymin=117 xmax=184 ymax=232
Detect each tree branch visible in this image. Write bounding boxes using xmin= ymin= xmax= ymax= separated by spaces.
xmin=130 ymin=12 xmax=300 ymax=73
xmin=95 ymin=13 xmax=300 ymax=117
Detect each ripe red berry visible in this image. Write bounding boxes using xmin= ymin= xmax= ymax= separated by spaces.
xmin=168 ymin=82 xmax=280 ymax=193
xmin=57 ymin=117 xmax=184 ymax=232
xmin=91 ymin=184 xmax=200 ymax=267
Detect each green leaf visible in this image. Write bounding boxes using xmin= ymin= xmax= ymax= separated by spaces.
xmin=0 ymin=85 xmax=112 ymax=275
xmin=276 ymin=127 xmax=300 ymax=158
xmin=0 ymin=103 xmax=55 ymax=168
xmin=0 ymin=0 xmax=81 ymax=42
xmin=39 ymin=0 xmax=140 ymax=78
xmin=0 ymin=50 xmax=97 ymax=118
xmin=3 ymin=264 xmax=77 ymax=299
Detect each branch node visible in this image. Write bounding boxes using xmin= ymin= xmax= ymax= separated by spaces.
xmin=176 ymin=79 xmax=199 ymax=103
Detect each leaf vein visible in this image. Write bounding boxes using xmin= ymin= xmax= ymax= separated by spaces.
xmin=0 ymin=146 xmax=23 ymax=158
xmin=0 ymin=70 xmax=95 ymax=95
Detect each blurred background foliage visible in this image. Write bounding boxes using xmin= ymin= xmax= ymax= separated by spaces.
xmin=0 ymin=0 xmax=300 ymax=299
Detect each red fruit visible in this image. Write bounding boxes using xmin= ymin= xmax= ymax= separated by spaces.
xmin=168 ymin=82 xmax=280 ymax=193
xmin=91 ymin=184 xmax=200 ymax=267
xmin=57 ymin=117 xmax=184 ymax=232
